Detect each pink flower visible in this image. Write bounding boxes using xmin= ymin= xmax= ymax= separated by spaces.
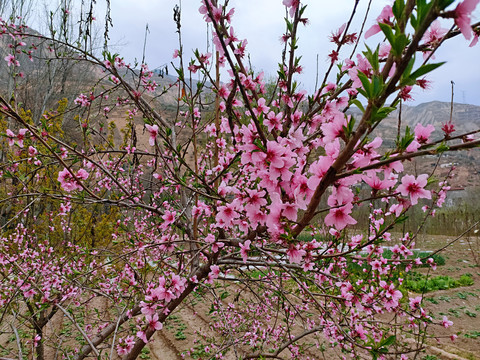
xmin=239 ymin=240 xmax=251 ymax=263
xmin=380 ymin=280 xmax=403 ymax=305
xmin=207 ymin=265 xmax=221 ymax=283
xmin=329 ymin=23 xmax=346 ymax=45
xmin=324 ymin=203 xmax=356 ymax=230
xmin=365 ymin=5 xmax=393 ymax=39
xmin=205 ymin=234 xmax=224 ymax=253
xmin=441 ymin=121 xmax=455 ymax=136
xmin=172 ymin=49 xmax=180 ymax=58
xmin=4 ymin=54 xmax=19 ymax=67
xmin=442 ymin=315 xmax=453 ymax=328
xmin=216 ymin=204 xmax=239 ymax=228
xmin=146 ymin=313 xmax=163 ymax=331
xmin=470 ymin=32 xmax=479 ymax=46
xmin=287 ymin=245 xmax=306 ymax=264
xmin=399 ymin=86 xmax=414 ymax=101
xmin=397 ymin=174 xmax=431 ymax=205
xmin=57 ymin=168 xmax=89 ymax=192
xmin=414 ymin=124 xmax=435 ymax=144
xmin=137 ymin=330 xmax=148 ymax=343
xmin=16 ymin=128 xmax=27 ymax=148
xmin=423 ymin=20 xmax=448 ymax=45
xmin=283 ymin=0 xmax=300 ymax=18
xmin=76 ymin=168 xmax=89 ymax=180
xmin=74 ymin=93 xmax=91 ymax=107
xmin=33 ymin=334 xmax=41 ymax=347
xmin=6 ymin=129 xmax=16 ymax=147
xmin=162 ymin=210 xmax=176 ymax=226
xmin=145 ymin=124 xmax=159 ymax=146
xmin=252 ymin=98 xmax=270 ymax=117
xmin=454 ymin=0 xmax=480 ymax=40
xmin=409 ymin=296 xmax=422 ymax=310
xmin=110 ymin=75 xmax=120 ymax=84
xmin=363 ymin=172 xmax=396 ymax=190
xmin=28 ymin=146 xmax=37 ymax=157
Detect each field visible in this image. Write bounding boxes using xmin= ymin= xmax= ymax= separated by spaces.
xmin=124 ymin=234 xmax=480 ymax=360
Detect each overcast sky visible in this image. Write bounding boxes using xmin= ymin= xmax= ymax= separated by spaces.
xmin=31 ymin=0 xmax=480 ymax=106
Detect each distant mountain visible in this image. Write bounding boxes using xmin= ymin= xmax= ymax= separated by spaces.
xmin=349 ymin=101 xmax=480 ymax=134
xmin=393 ymin=101 xmax=480 ymax=132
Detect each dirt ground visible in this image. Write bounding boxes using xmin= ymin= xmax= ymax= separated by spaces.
xmin=403 ymin=233 xmax=480 ymax=360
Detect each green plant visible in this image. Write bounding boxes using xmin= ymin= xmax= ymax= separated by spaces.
xmin=458 ymin=274 xmax=475 ymax=287
xmin=175 ymin=330 xmax=187 ymax=340
xmin=404 ymin=273 xmax=474 ymax=293
xmin=457 ymin=291 xmax=477 ymax=300
xmin=447 ymin=308 xmax=461 ymax=318
xmin=465 ymin=310 xmax=477 ymax=318
xmin=464 ymin=331 xmax=480 ymax=339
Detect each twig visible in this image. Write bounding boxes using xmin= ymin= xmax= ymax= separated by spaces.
xmin=109 ymin=305 xmax=129 ymax=360
xmin=428 ymin=221 xmax=480 ymax=257
xmin=56 ymin=304 xmax=100 ymax=357
xmin=244 ymin=326 xmax=324 ymax=359
xmin=10 ymin=311 xmax=23 ymax=360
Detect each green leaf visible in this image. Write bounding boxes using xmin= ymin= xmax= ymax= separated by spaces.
xmin=397 ymin=125 xmax=415 ymax=150
xmin=343 ymin=116 xmax=356 ymax=138
xmin=395 ymin=215 xmax=409 ymax=224
xmin=409 ymin=62 xmax=446 ymax=81
xmin=370 ymin=105 xmax=395 ymax=124
xmin=372 ymin=75 xmax=383 ymax=97
xmin=357 ymin=87 xmax=369 ymax=99
xmin=416 ymin=1 xmax=434 ymax=25
xmin=436 ymin=142 xmax=450 ymax=153
xmin=410 ymin=14 xmax=418 ymax=29
xmin=381 ymin=335 xmax=396 ymax=347
xmin=363 ymin=45 xmax=380 ymax=72
xmin=285 ymin=18 xmax=293 ymax=32
xmin=379 ymin=23 xmax=395 ymax=48
xmin=351 ymin=99 xmax=365 ymax=113
xmin=402 ymin=57 xmax=416 ymax=81
xmin=392 ymin=0 xmax=405 ymax=21
xmin=357 ymin=71 xmax=372 ymax=98
xmin=393 ymin=33 xmax=409 ymax=56
xmin=174 ymin=66 xmax=184 ymax=81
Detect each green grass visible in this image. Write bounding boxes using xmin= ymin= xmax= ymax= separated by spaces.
xmin=404 ymin=272 xmax=474 ymax=293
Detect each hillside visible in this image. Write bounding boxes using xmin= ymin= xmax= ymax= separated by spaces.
xmin=376 ymin=102 xmax=480 ymax=188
